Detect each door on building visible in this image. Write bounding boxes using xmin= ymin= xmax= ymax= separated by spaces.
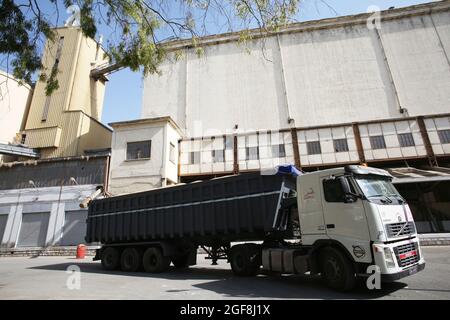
xmin=60 ymin=210 xmax=88 ymax=246
xmin=17 ymin=212 xmax=50 ymax=247
xmin=0 ymin=214 xmax=8 ymax=243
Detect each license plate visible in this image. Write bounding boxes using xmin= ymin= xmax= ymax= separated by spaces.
xmin=408 ymin=265 xmax=418 ymax=275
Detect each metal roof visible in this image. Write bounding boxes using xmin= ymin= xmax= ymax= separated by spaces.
xmin=0 ymin=143 xmax=40 ymax=158
xmin=390 ymin=167 xmax=450 ymax=184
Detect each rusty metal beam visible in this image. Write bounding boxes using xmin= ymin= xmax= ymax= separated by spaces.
xmin=352 ymin=123 xmax=366 ymax=164
xmin=417 ymin=116 xmax=438 ymax=167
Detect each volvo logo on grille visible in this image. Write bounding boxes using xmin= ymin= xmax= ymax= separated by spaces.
xmin=353 ymin=246 xmax=366 ymax=258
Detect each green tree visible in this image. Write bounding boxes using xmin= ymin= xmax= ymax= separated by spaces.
xmin=0 ymin=0 xmax=301 ymax=95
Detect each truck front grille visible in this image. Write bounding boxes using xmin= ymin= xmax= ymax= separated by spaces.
xmin=394 ymin=242 xmax=420 ymax=268
xmin=386 ymin=222 xmax=416 ymax=238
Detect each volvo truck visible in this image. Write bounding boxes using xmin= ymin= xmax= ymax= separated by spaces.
xmin=86 ymin=165 xmax=425 ymax=291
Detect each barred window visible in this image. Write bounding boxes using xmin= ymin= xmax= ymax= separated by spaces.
xmin=333 ymin=139 xmax=349 ymax=152
xmin=271 ymin=144 xmax=286 ymax=158
xmin=398 ymin=133 xmax=415 ymax=147
xmin=370 ymin=136 xmax=386 ymax=149
xmin=127 ymin=141 xmax=151 ymax=160
xmin=307 ymin=141 xmax=321 ymax=155
xmin=246 ymin=146 xmax=259 ymax=160
xmin=438 ymin=130 xmax=450 ymax=144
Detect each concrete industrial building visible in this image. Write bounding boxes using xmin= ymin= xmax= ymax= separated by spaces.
xmin=0 ymin=27 xmax=113 ymax=250
xmin=109 ymin=1 xmax=450 ymax=234
xmin=21 ymin=27 xmax=112 ymax=159
xmin=0 ymin=71 xmax=33 ymax=163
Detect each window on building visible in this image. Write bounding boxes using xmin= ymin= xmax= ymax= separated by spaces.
xmin=323 ymin=179 xmax=346 ymax=203
xmin=246 ymin=146 xmax=259 ymax=160
xmin=307 ymin=141 xmax=321 ymax=155
xmin=333 ymin=139 xmax=349 ymax=152
xmin=398 ymin=133 xmax=415 ymax=147
xmin=189 ymin=152 xmax=200 ymax=164
xmin=370 ymin=135 xmax=386 ymax=149
xmin=126 ymin=141 xmax=151 ymax=160
xmin=225 ymin=136 xmax=234 ymax=150
xmin=169 ymin=143 xmax=176 ymax=163
xmin=438 ymin=130 xmax=450 ymax=144
xmin=212 ymin=149 xmax=225 ymax=162
xmin=271 ymin=144 xmax=286 ymax=158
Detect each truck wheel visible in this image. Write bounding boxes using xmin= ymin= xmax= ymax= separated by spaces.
xmin=230 ymin=244 xmax=261 ymax=277
xmin=142 ymin=247 xmax=170 ymax=273
xmin=320 ymin=247 xmax=356 ymax=291
xmin=172 ymin=254 xmax=190 ymax=269
xmin=120 ymin=247 xmax=142 ymax=272
xmin=101 ymin=247 xmax=120 ymax=270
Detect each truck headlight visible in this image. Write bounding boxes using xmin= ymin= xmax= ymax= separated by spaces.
xmin=384 ymin=247 xmax=396 ymax=268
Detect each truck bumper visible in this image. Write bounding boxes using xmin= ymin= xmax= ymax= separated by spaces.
xmin=381 ymin=262 xmax=425 ymax=282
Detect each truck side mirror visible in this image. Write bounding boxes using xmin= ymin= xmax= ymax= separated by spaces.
xmin=338 ymin=176 xmax=357 ymax=203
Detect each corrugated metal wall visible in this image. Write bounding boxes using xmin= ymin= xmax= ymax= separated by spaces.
xmin=0 ymin=156 xmax=107 ymax=190
xmin=24 ymin=126 xmax=62 ymax=148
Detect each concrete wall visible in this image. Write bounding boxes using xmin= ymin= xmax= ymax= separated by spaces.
xmin=142 ymin=4 xmax=450 ymax=135
xmin=0 ymin=185 xmax=97 ymax=248
xmin=0 ymin=71 xmax=32 ymax=163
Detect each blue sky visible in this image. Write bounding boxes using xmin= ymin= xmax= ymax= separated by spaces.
xmin=101 ymin=0 xmax=435 ymax=125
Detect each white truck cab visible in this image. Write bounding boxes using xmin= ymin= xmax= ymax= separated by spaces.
xmin=297 ymin=165 xmax=425 ymax=286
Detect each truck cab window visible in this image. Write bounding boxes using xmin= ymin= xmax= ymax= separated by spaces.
xmin=323 ymin=179 xmax=346 ymax=202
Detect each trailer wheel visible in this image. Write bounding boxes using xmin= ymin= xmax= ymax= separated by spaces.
xmin=142 ymin=247 xmax=171 ymax=273
xmin=320 ymin=247 xmax=356 ymax=291
xmin=120 ymin=247 xmax=142 ymax=272
xmin=172 ymin=254 xmax=190 ymax=269
xmin=230 ymin=244 xmax=261 ymax=277
xmin=101 ymin=247 xmax=120 ymax=270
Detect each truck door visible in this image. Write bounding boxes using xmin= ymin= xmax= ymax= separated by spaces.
xmin=320 ymin=176 xmax=372 ymax=263
xmin=297 ymin=174 xmax=327 ymax=244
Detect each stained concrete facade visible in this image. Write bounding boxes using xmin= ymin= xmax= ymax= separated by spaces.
xmin=142 ymin=2 xmax=450 ymax=135
xmin=0 ymin=71 xmax=33 ymax=163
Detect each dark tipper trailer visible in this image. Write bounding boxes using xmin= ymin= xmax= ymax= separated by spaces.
xmin=86 ymin=172 xmax=299 ymax=275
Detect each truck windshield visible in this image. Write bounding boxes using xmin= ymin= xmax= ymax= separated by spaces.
xmin=355 ymin=175 xmax=404 ymax=204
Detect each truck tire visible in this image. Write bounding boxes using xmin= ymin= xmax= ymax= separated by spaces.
xmin=142 ymin=247 xmax=171 ymax=273
xmin=172 ymin=254 xmax=190 ymax=269
xmin=120 ymin=247 xmax=142 ymax=272
xmin=320 ymin=247 xmax=356 ymax=291
xmin=230 ymin=244 xmax=261 ymax=277
xmin=101 ymin=247 xmax=120 ymax=270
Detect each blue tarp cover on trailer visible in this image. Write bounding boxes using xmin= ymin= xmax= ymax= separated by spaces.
xmin=261 ymin=165 xmax=302 ymax=177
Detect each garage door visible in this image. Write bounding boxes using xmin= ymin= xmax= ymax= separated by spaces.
xmin=60 ymin=210 xmax=88 ymax=246
xmin=18 ymin=212 xmax=50 ymax=247
xmin=0 ymin=215 xmax=8 ymax=242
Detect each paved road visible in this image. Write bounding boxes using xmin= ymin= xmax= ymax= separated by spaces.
xmin=0 ymin=246 xmax=449 ymax=300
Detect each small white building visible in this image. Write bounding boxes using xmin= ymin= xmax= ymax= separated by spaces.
xmin=108 ymin=117 xmax=182 ymax=194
